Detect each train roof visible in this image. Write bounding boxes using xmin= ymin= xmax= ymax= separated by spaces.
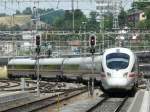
xmin=39 ymin=58 xmax=64 ymax=65
xmin=103 ymin=47 xmax=133 ymax=56
xmin=8 ymin=58 xmax=35 ymax=65
xmin=8 ymin=56 xmax=102 ymax=65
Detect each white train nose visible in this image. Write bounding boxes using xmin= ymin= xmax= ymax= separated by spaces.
xmin=102 ymin=78 xmax=134 ymax=90
xmin=107 ymin=78 xmax=128 ymax=87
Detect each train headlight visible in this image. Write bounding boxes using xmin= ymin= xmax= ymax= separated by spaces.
xmin=107 ymin=72 xmax=111 ymax=77
xmin=123 ymin=72 xmax=128 ymax=77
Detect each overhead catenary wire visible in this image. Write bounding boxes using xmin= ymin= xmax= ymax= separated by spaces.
xmin=0 ymin=0 xmax=132 ymax=12
xmin=1 ymin=0 xmax=95 ymax=3
xmin=0 ymin=0 xmax=97 ymax=14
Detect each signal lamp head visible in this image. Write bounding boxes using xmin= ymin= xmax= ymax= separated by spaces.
xmin=36 ymin=35 xmax=41 ymax=46
xmin=89 ymin=35 xmax=96 ymax=47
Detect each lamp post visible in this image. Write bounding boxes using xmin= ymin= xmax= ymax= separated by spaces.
xmin=72 ymin=0 xmax=75 ymax=32
xmin=36 ymin=35 xmax=41 ymax=97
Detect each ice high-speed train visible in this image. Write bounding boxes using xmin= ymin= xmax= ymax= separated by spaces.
xmin=7 ymin=56 xmax=101 ymax=80
xmin=7 ymin=47 xmax=140 ymax=93
xmin=100 ymin=47 xmax=139 ymax=93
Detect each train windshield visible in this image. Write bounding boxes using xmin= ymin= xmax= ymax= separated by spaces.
xmin=106 ymin=53 xmax=129 ymax=69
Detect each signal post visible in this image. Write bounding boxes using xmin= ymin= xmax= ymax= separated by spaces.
xmin=36 ymin=35 xmax=41 ymax=96
xmin=89 ymin=34 xmax=96 ymax=96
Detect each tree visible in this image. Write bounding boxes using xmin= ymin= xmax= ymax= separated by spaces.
xmin=54 ymin=9 xmax=87 ymax=31
xmin=40 ymin=8 xmax=64 ymax=25
xmin=137 ymin=20 xmax=146 ymax=28
xmin=23 ymin=7 xmax=32 ymax=15
xmin=103 ymin=13 xmax=113 ymax=30
xmin=132 ymin=2 xmax=150 ymax=10
xmin=86 ymin=11 xmax=100 ymax=31
xmin=127 ymin=2 xmax=150 ymax=29
xmin=145 ymin=6 xmax=150 ymax=19
xmin=118 ymin=8 xmax=127 ymax=28
xmin=130 ymin=2 xmax=150 ymax=29
xmin=15 ymin=10 xmax=21 ymax=15
xmin=64 ymin=10 xmax=72 ymax=20
xmin=0 ymin=13 xmax=7 ymax=17
xmin=90 ymin=12 xmax=97 ymax=20
xmin=145 ymin=20 xmax=150 ymax=28
xmin=74 ymin=9 xmax=87 ymax=31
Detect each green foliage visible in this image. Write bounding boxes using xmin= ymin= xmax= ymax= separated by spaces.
xmin=40 ymin=8 xmax=64 ymax=25
xmin=133 ymin=2 xmax=150 ymax=10
xmin=0 ymin=8 xmax=101 ymax=31
xmin=118 ymin=8 xmax=127 ymax=28
xmin=15 ymin=10 xmax=21 ymax=15
xmin=74 ymin=9 xmax=87 ymax=30
xmin=136 ymin=4 xmax=150 ymax=28
xmin=54 ymin=9 xmax=87 ymax=31
xmin=137 ymin=19 xmax=150 ymax=29
xmin=145 ymin=34 xmax=150 ymax=41
xmin=103 ymin=13 xmax=113 ymax=30
xmin=129 ymin=2 xmax=150 ymax=29
xmin=22 ymin=7 xmax=32 ymax=15
xmin=145 ymin=6 xmax=150 ymax=19
xmin=137 ymin=20 xmax=146 ymax=28
xmin=145 ymin=19 xmax=150 ymax=28
xmin=86 ymin=11 xmax=100 ymax=31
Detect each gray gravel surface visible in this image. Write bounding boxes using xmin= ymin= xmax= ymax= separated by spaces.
xmin=119 ymin=97 xmax=133 ymax=112
xmin=91 ymin=97 xmax=132 ymax=112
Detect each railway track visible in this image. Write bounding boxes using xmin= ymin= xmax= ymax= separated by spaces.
xmin=0 ymin=80 xmax=20 ymax=89
xmin=0 ymin=81 xmax=9 ymax=88
xmin=87 ymin=97 xmax=129 ymax=112
xmin=2 ymin=80 xmax=82 ymax=93
xmin=2 ymin=87 xmax=87 ymax=112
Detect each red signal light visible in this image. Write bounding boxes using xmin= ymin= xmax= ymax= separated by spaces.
xmin=89 ymin=35 xmax=96 ymax=47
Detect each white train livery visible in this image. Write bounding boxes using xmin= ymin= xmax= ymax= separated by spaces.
xmin=7 ymin=47 xmax=140 ymax=94
xmin=100 ymin=47 xmax=139 ymax=93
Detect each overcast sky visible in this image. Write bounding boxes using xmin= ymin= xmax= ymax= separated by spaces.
xmin=0 ymin=0 xmax=133 ymax=15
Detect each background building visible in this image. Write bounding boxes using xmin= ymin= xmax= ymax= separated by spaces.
xmin=128 ymin=9 xmax=146 ymax=22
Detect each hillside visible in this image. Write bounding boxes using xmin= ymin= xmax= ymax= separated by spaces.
xmin=0 ymin=15 xmax=32 ymax=27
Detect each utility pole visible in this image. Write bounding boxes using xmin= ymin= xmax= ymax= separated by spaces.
xmin=77 ymin=0 xmax=79 ymax=9
xmin=72 ymin=0 xmax=75 ymax=32
xmin=91 ymin=52 xmax=94 ymax=96
xmin=36 ymin=35 xmax=41 ymax=97
xmin=33 ymin=6 xmax=40 ymax=97
xmin=82 ymin=22 xmax=86 ymax=56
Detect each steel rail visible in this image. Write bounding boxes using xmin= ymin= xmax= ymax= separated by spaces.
xmin=1 ymin=87 xmax=87 ymax=112
xmin=86 ymin=97 xmax=109 ymax=112
xmin=86 ymin=96 xmax=129 ymax=112
xmin=0 ymin=80 xmax=20 ymax=89
xmin=113 ymin=97 xmax=129 ymax=112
